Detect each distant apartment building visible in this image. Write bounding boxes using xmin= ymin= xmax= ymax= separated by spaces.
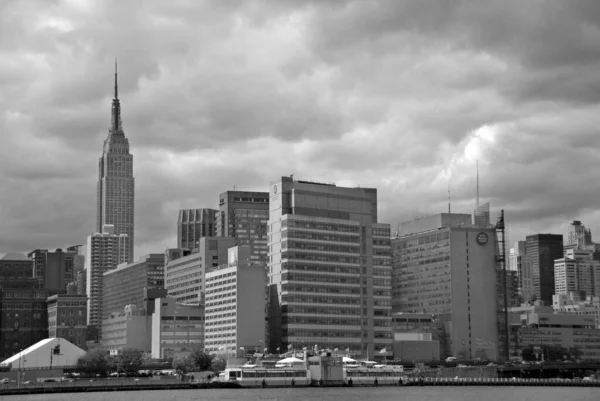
xmin=0 ymin=253 xmax=49 ymax=359
xmin=28 ymin=248 xmax=80 ymax=292
xmin=102 ymin=253 xmax=165 ymax=318
xmin=392 ymin=213 xmax=499 ymax=361
xmin=177 ymin=208 xmax=218 ymax=250
xmin=47 ymin=284 xmax=88 ymax=349
xmin=204 ymin=246 xmax=265 ymax=357
xmin=151 ymin=298 xmax=205 ymax=359
xmin=85 ymin=225 xmax=128 ymax=329
xmin=101 ymin=305 xmax=151 ymax=354
xmin=267 ymin=177 xmax=392 ymax=358
xmin=216 ymin=191 xmax=269 ymax=263
xmin=554 ymin=248 xmax=600 ymax=300
xmin=567 ymin=220 xmax=593 ymax=249
xmin=164 ymin=237 xmax=235 ymax=304
xmin=525 ymin=234 xmax=563 ymax=305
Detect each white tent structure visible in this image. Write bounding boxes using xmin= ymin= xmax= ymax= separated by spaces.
xmin=1 ymin=338 xmax=86 ymax=370
xmin=275 ymin=356 xmax=304 ymax=368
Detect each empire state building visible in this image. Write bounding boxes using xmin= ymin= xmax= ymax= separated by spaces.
xmin=96 ymin=63 xmax=135 ymax=263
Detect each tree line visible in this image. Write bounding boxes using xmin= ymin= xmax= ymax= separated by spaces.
xmin=76 ymin=348 xmax=226 ymax=376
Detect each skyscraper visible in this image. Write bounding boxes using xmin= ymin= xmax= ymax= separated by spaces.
xmin=392 ymin=213 xmax=499 ymax=361
xmin=216 ymin=191 xmax=269 ymax=263
xmin=267 ymin=177 xmax=392 ymax=358
xmin=177 ymin=208 xmax=218 ymax=250
xmin=567 ymin=220 xmax=592 ymax=249
xmin=525 ymin=234 xmax=564 ymax=306
xmin=97 ymin=62 xmax=135 ymax=263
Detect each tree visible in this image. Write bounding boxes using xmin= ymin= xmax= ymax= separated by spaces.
xmin=521 ymin=345 xmax=536 ymax=361
xmin=211 ymin=357 xmax=226 ymax=373
xmin=173 ymin=356 xmax=196 ymax=375
xmin=77 ymin=348 xmax=110 ymax=376
xmin=189 ymin=350 xmax=213 ymax=371
xmin=116 ymin=348 xmax=144 ymax=374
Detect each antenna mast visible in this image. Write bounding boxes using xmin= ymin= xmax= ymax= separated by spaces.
xmin=476 ymin=160 xmax=480 ymax=208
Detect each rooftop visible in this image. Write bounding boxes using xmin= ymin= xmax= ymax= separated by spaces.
xmin=0 ymin=253 xmax=29 ymax=261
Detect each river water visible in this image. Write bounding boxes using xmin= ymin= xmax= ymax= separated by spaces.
xmin=2 ymin=386 xmax=598 ymax=401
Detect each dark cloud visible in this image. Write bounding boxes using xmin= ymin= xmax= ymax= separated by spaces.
xmin=1 ymin=0 xmax=600 ymax=257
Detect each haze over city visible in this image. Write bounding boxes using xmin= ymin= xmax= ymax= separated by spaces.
xmin=2 ymin=0 xmax=600 ymax=257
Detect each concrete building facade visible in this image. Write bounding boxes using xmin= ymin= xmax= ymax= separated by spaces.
xmin=28 ymin=248 xmax=79 ymax=293
xmin=164 ymin=237 xmax=235 ymax=304
xmin=101 ymin=305 xmax=151 ymax=354
xmin=567 ymin=220 xmax=593 ymax=249
xmin=102 ymin=253 xmax=164 ymax=318
xmin=554 ymin=248 xmax=600 ymax=300
xmin=177 ymin=208 xmax=218 ymax=250
xmin=85 ymin=225 xmax=128 ymax=329
xmin=204 ymin=246 xmax=266 ymax=357
xmin=47 ymin=286 xmax=88 ymax=349
xmin=392 ymin=213 xmax=499 ymax=361
xmin=267 ymin=177 xmax=392 ymax=358
xmin=216 ymin=191 xmax=269 ymax=263
xmin=151 ymin=298 xmax=204 ymax=359
xmin=525 ymin=234 xmax=563 ymax=306
xmin=518 ymin=311 xmax=600 ymax=361
xmin=96 ymin=65 xmax=135 ymax=263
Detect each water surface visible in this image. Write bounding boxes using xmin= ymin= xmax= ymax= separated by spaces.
xmin=3 ymin=386 xmax=598 ymax=401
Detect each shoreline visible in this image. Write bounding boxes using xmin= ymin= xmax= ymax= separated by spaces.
xmin=0 ymin=377 xmax=598 ymax=396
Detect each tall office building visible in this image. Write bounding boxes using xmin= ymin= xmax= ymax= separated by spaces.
xmin=102 ymin=253 xmax=165 ymax=318
xmin=85 ymin=225 xmax=128 ymax=329
xmin=96 ymin=63 xmax=135 ymax=263
xmin=392 ymin=213 xmax=499 ymax=361
xmin=567 ymin=220 xmax=592 ymax=249
xmin=267 ymin=177 xmax=392 ymax=358
xmin=473 ymin=202 xmax=491 ymax=228
xmin=177 ymin=208 xmax=218 ymax=250
xmin=216 ymin=191 xmax=269 ymax=263
xmin=525 ymin=234 xmax=564 ymax=306
xmin=164 ymin=237 xmax=235 ymax=304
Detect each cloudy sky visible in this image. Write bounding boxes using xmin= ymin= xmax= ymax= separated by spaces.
xmin=1 ymin=0 xmax=600 ymax=258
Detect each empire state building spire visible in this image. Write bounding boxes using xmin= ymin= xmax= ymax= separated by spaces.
xmin=111 ymin=59 xmax=122 ymax=133
xmin=97 ymin=61 xmax=135 ymax=264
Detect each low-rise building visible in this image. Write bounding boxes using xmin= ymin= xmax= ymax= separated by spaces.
xmin=204 ymin=246 xmax=265 ymax=357
xmin=392 ymin=312 xmax=446 ymax=361
xmin=517 ymin=310 xmax=600 ymax=361
xmin=47 ymin=284 xmax=88 ymax=349
xmin=101 ymin=305 xmax=151 ymax=354
xmin=151 ymin=298 xmax=204 ymax=359
xmin=553 ymin=294 xmax=600 ymax=329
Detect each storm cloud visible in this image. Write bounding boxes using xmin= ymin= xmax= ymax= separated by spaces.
xmin=1 ymin=0 xmax=600 ymax=256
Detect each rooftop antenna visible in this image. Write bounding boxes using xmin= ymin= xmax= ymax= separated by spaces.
xmin=448 ymin=180 xmax=451 ymax=214
xmin=476 ymin=159 xmax=480 ymax=208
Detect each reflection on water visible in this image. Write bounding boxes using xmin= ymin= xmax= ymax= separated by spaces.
xmin=2 ymin=386 xmax=599 ymax=401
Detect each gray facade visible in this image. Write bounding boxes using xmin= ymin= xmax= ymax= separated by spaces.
xmin=267 ymin=177 xmax=392 ymax=358
xmin=177 ymin=208 xmax=218 ymax=250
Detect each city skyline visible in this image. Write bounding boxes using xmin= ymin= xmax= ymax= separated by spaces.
xmin=1 ymin=1 xmax=600 ymax=258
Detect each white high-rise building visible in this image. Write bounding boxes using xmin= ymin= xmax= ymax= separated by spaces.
xmin=85 ymin=224 xmax=127 ymax=331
